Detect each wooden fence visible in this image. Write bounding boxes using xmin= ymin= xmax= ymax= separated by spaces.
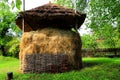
xmin=81 ymin=48 xmax=120 ymax=57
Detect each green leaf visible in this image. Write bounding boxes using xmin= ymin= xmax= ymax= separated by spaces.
xmin=4 ymin=0 xmax=8 ymax=2
xmin=16 ymin=0 xmax=22 ymax=10
xmin=11 ymin=1 xmax=15 ymax=9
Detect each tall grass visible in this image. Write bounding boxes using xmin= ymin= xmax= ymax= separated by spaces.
xmin=0 ymin=56 xmax=120 ymax=80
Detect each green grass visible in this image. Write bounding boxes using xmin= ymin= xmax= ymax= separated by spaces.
xmin=0 ymin=56 xmax=120 ymax=80
xmin=0 ymin=56 xmax=20 ymax=80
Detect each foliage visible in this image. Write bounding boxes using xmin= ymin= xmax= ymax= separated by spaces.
xmin=6 ymin=37 xmax=20 ymax=57
xmin=54 ymin=0 xmax=73 ymax=9
xmin=54 ymin=0 xmax=120 ymax=49
xmin=54 ymin=0 xmax=87 ymax=12
xmin=0 ymin=56 xmax=120 ymax=80
xmin=0 ymin=0 xmax=22 ymax=56
xmin=88 ymin=0 xmax=120 ymax=48
xmin=81 ymin=34 xmax=97 ymax=49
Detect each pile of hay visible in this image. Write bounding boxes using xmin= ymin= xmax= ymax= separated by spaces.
xmin=20 ymin=28 xmax=82 ymax=73
xmin=16 ymin=2 xmax=86 ymax=73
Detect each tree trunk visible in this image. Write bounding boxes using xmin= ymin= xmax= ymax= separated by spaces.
xmin=1 ymin=45 xmax=6 ymax=56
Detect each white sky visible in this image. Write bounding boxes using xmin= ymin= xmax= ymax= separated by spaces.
xmin=24 ymin=0 xmax=53 ymax=10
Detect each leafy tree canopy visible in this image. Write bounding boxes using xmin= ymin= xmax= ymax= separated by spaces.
xmin=88 ymin=0 xmax=120 ymax=48
xmin=54 ymin=0 xmax=120 ymax=48
xmin=0 ymin=0 xmax=22 ymax=56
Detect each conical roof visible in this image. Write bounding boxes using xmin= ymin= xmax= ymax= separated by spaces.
xmin=15 ymin=3 xmax=86 ymax=32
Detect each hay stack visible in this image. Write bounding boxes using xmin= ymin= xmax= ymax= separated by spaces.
xmin=20 ymin=28 xmax=82 ymax=73
xmin=16 ymin=3 xmax=86 ymax=73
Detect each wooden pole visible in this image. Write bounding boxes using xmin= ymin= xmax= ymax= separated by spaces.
xmin=6 ymin=72 xmax=13 ymax=80
xmin=73 ymin=0 xmax=76 ymax=13
xmin=22 ymin=0 xmax=25 ymax=32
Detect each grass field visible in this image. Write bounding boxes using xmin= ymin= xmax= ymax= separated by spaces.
xmin=0 ymin=56 xmax=120 ymax=80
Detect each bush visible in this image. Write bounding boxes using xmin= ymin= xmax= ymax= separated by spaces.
xmin=81 ymin=34 xmax=97 ymax=49
xmin=6 ymin=37 xmax=20 ymax=58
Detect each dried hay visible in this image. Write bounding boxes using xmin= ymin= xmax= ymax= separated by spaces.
xmin=19 ymin=28 xmax=82 ymax=73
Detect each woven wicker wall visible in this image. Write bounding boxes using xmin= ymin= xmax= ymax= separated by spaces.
xmin=21 ymin=54 xmax=69 ymax=73
xmin=19 ymin=28 xmax=82 ymax=73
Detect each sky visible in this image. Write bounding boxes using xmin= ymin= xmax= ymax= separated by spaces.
xmin=24 ymin=0 xmax=53 ymax=10
xmin=21 ymin=0 xmax=90 ymax=35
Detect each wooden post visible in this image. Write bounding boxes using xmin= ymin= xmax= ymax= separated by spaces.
xmin=6 ymin=72 xmax=13 ymax=80
xmin=22 ymin=0 xmax=25 ymax=32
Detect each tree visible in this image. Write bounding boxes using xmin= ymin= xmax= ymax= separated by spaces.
xmin=54 ymin=0 xmax=87 ymax=12
xmin=88 ymin=0 xmax=120 ymax=48
xmin=54 ymin=0 xmax=120 ymax=49
xmin=0 ymin=0 xmax=22 ymax=56
xmin=81 ymin=34 xmax=97 ymax=49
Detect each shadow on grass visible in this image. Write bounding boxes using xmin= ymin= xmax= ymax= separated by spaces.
xmin=82 ymin=57 xmax=114 ymax=68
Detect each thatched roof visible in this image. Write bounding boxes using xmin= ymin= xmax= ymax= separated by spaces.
xmin=15 ymin=3 xmax=86 ymax=32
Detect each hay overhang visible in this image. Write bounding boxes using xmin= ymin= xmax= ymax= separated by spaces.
xmin=15 ymin=3 xmax=86 ymax=32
